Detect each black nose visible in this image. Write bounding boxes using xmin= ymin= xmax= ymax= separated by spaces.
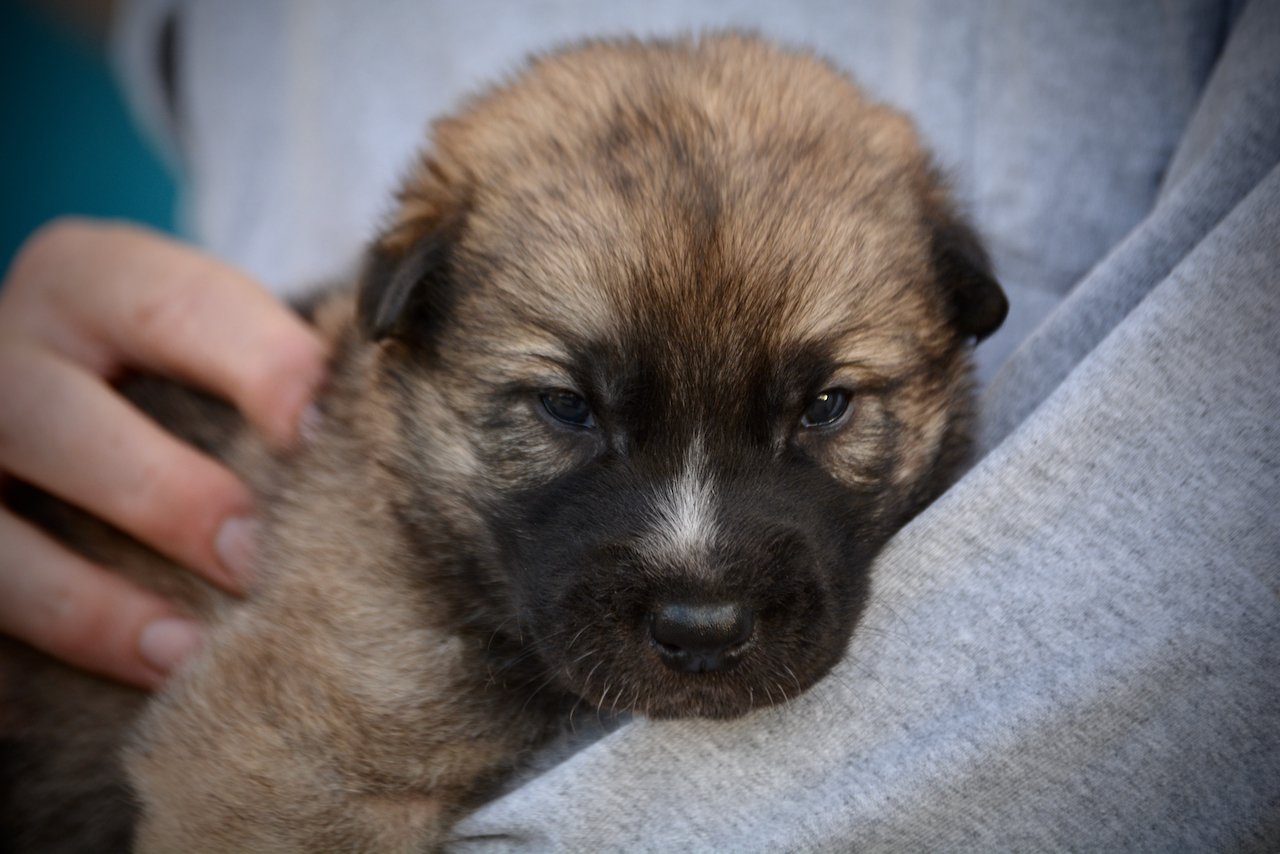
xmin=649 ymin=602 xmax=754 ymax=673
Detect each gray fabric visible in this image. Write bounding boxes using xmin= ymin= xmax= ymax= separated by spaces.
xmin=981 ymin=0 xmax=1280 ymax=451
xmin=110 ymin=0 xmax=1280 ymax=849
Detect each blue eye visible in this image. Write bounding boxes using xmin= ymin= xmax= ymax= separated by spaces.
xmin=540 ymin=390 xmax=595 ymax=428
xmin=801 ymin=389 xmax=851 ymax=428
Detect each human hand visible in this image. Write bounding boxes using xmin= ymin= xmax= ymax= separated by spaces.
xmin=0 ymin=219 xmax=327 ymax=688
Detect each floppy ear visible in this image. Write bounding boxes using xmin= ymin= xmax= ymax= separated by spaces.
xmin=356 ymin=224 xmax=459 ymax=343
xmin=356 ymin=156 xmax=469 ymax=345
xmin=928 ymin=212 xmax=1008 ymax=343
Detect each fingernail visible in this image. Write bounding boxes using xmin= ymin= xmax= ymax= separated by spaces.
xmin=215 ymin=514 xmax=258 ymax=588
xmin=298 ymin=402 xmax=323 ymax=446
xmin=139 ymin=617 xmax=203 ymax=675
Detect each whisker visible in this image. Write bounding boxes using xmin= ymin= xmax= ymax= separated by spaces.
xmin=565 ymin=624 xmax=591 ymax=651
xmin=567 ymin=692 xmax=585 ymax=734
xmin=783 ymin=664 xmax=803 ymax=696
xmin=484 ymin=617 xmax=515 ymax=652
xmin=596 ymin=681 xmax=614 ymax=726
xmin=581 ymin=657 xmax=606 ymax=692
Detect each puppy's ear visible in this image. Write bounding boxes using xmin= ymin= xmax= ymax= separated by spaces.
xmin=928 ymin=210 xmax=1008 ymax=343
xmin=357 ymin=156 xmax=469 ymax=345
xmin=356 ymin=225 xmax=458 ymax=343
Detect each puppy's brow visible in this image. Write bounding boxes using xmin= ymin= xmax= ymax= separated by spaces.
xmin=823 ymin=360 xmax=913 ymax=391
xmin=819 ymin=332 xmax=930 ymax=383
xmin=481 ymin=349 xmax=579 ymax=381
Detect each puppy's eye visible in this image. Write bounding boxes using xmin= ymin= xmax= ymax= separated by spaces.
xmin=540 ymin=390 xmax=595 ymax=428
xmin=801 ymin=389 xmax=852 ymax=429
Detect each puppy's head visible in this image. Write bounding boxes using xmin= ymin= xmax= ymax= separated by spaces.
xmin=358 ymin=35 xmax=1004 ymax=718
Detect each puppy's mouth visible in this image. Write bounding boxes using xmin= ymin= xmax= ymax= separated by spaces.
xmin=557 ymin=633 xmax=821 ymax=721
xmin=534 ymin=587 xmax=850 ymax=720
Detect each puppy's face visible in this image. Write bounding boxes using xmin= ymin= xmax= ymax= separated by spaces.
xmin=359 ymin=37 xmax=1005 ymax=719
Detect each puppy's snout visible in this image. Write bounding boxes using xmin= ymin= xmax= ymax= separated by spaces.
xmin=649 ymin=602 xmax=754 ymax=673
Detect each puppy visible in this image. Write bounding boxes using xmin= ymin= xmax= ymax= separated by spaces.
xmin=1 ymin=33 xmax=1005 ymax=852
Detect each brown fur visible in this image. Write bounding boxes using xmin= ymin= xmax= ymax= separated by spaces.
xmin=1 ymin=34 xmax=1004 ymax=852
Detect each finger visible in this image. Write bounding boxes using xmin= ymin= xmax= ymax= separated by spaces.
xmin=0 ymin=341 xmax=252 ymax=592
xmin=9 ymin=219 xmax=329 ymax=448
xmin=0 ymin=510 xmax=203 ymax=689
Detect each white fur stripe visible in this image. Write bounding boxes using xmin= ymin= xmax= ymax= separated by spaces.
xmin=646 ymin=436 xmax=717 ymax=564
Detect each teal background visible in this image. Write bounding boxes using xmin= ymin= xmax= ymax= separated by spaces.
xmin=0 ymin=0 xmax=177 ymax=275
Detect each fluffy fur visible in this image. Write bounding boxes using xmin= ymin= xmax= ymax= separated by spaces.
xmin=1 ymin=34 xmax=1004 ymax=852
